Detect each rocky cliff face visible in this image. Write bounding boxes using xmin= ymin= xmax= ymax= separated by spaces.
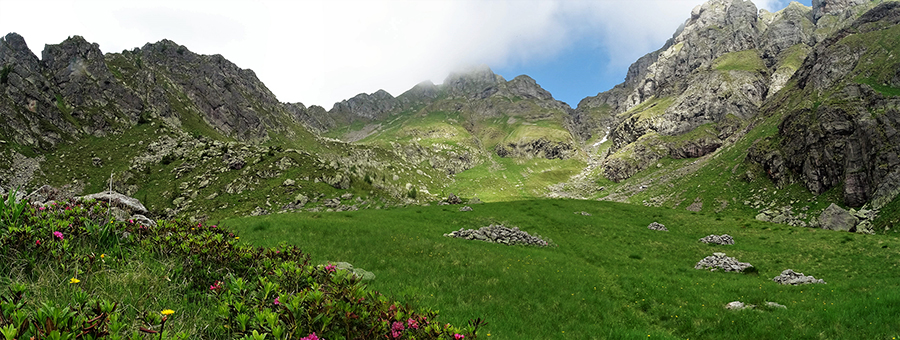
xmin=751 ymin=1 xmax=900 ymax=208
xmin=574 ymin=0 xmax=878 ymax=183
xmin=0 ymin=33 xmax=309 ymax=152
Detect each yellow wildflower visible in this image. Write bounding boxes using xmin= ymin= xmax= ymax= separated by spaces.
xmin=69 ymin=277 xmax=80 ymax=284
xmin=100 ymin=254 xmax=106 ymax=258
xmin=161 ymin=309 xmax=175 ymax=315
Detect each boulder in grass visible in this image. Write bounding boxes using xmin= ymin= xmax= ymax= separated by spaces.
xmin=647 ymin=222 xmax=668 ymax=231
xmin=78 ymin=191 xmax=148 ymax=214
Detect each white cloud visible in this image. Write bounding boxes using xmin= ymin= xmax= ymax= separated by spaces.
xmin=1 ymin=0 xmax=795 ymax=108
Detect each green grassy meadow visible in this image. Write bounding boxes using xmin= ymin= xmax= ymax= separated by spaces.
xmin=224 ymin=199 xmax=900 ymax=340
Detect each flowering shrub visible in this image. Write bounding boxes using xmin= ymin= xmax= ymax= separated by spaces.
xmin=0 ymin=190 xmax=483 ymax=339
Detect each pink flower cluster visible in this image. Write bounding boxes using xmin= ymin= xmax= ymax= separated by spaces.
xmin=391 ymin=321 xmax=405 ymax=338
xmin=454 ymin=334 xmax=465 ymax=339
xmin=300 ymin=333 xmax=319 ymax=340
xmin=209 ymin=281 xmax=223 ymax=291
xmin=407 ymin=318 xmax=419 ymax=330
xmin=53 ymin=231 xmax=64 ymax=240
xmin=274 ymin=296 xmax=281 ymax=305
xmin=325 ymin=263 xmax=336 ymax=273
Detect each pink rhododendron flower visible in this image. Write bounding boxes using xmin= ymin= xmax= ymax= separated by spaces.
xmin=53 ymin=231 xmax=64 ymax=240
xmin=407 ymin=318 xmax=419 ymax=329
xmin=274 ymin=296 xmax=280 ymax=305
xmin=325 ymin=264 xmax=336 ymax=273
xmin=300 ymin=333 xmax=319 ymax=340
xmin=455 ymin=334 xmax=465 ymax=339
xmin=35 ymin=239 xmax=41 ymax=246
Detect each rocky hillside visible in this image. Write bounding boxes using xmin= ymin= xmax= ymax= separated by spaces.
xmin=0 ymin=33 xmax=455 ymax=219
xmin=750 ymin=1 xmax=900 ymax=208
xmin=574 ymin=0 xmax=885 ymax=183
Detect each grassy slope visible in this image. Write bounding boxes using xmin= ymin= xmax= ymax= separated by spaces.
xmin=225 ymin=199 xmax=900 ymax=340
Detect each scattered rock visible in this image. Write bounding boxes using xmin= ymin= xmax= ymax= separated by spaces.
xmin=772 ymin=269 xmax=826 ymax=285
xmin=323 ymin=198 xmax=341 ymax=208
xmin=766 ymin=301 xmax=787 ymax=309
xmin=818 ymin=203 xmax=858 ymax=232
xmin=694 ymin=252 xmax=753 ymax=272
xmin=575 ymin=211 xmax=592 ymax=216
xmin=447 ymin=193 xmax=462 ymax=204
xmin=24 ymin=185 xmax=63 ymax=204
xmin=467 ymin=197 xmax=482 ymax=205
xmin=444 ymin=224 xmax=549 ymax=247
xmin=283 ymin=179 xmax=296 ymax=186
xmin=340 ymin=193 xmax=353 ymax=200
xmin=250 ymin=206 xmax=269 ymax=216
xmin=92 ymin=157 xmax=103 ymax=167
xmin=458 ymin=206 xmax=473 ymax=212
xmin=699 ymin=234 xmax=735 ymax=245
xmin=647 ymin=222 xmax=668 ymax=231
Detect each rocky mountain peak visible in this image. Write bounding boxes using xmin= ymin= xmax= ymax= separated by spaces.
xmin=811 ymin=0 xmax=868 ymax=22
xmin=397 ymin=80 xmax=439 ymax=105
xmin=330 ymin=89 xmax=398 ymax=120
xmin=506 ymin=75 xmax=554 ymax=101
xmin=443 ymin=64 xmax=505 ymax=97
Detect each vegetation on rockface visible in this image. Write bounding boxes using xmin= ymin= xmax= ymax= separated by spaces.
xmin=0 ymin=189 xmax=479 ymax=339
xmin=226 ymin=199 xmax=900 ymax=340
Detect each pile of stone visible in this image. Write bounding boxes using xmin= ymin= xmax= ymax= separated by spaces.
xmin=458 ymin=206 xmax=473 ymax=212
xmin=647 ymin=222 xmax=668 ymax=231
xmin=699 ymin=234 xmax=735 ymax=245
xmin=694 ymin=252 xmax=753 ymax=272
xmin=444 ymin=224 xmax=549 ymax=247
xmin=772 ymin=269 xmax=826 ymax=285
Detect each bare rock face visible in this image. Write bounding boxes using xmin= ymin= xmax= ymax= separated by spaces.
xmin=330 ymin=89 xmax=398 ymax=121
xmin=757 ymin=2 xmax=900 ymax=207
xmin=812 ymin=0 xmax=868 ymax=22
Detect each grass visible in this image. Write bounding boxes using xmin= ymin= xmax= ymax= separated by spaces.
xmin=225 ymin=199 xmax=900 ymax=340
xmin=713 ymin=50 xmax=766 ymax=73
xmin=0 ymin=193 xmax=474 ymax=339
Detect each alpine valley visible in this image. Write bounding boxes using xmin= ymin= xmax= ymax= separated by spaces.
xmin=2 ymin=0 xmax=900 ymax=338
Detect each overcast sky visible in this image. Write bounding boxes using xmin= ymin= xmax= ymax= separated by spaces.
xmin=1 ymin=0 xmax=811 ymax=108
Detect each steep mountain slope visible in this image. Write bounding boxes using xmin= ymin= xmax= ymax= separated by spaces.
xmin=574 ymin=0 xmax=885 ymax=184
xmin=0 ymin=34 xmax=452 ymax=219
xmin=750 ymin=1 xmax=900 ymax=208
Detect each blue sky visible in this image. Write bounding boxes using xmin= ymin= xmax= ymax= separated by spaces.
xmin=1 ymin=0 xmax=813 ymax=109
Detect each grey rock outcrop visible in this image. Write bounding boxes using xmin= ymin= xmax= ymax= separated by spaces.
xmin=458 ymin=206 xmax=472 ymax=212
xmin=78 ymin=191 xmax=148 ymax=214
xmin=772 ymin=269 xmax=826 ymax=285
xmin=818 ymin=203 xmax=858 ymax=232
xmin=444 ymin=224 xmax=549 ymax=247
xmin=694 ymin=252 xmax=753 ymax=272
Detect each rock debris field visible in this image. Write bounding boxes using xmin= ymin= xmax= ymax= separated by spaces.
xmin=444 ymin=224 xmax=550 ymax=247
